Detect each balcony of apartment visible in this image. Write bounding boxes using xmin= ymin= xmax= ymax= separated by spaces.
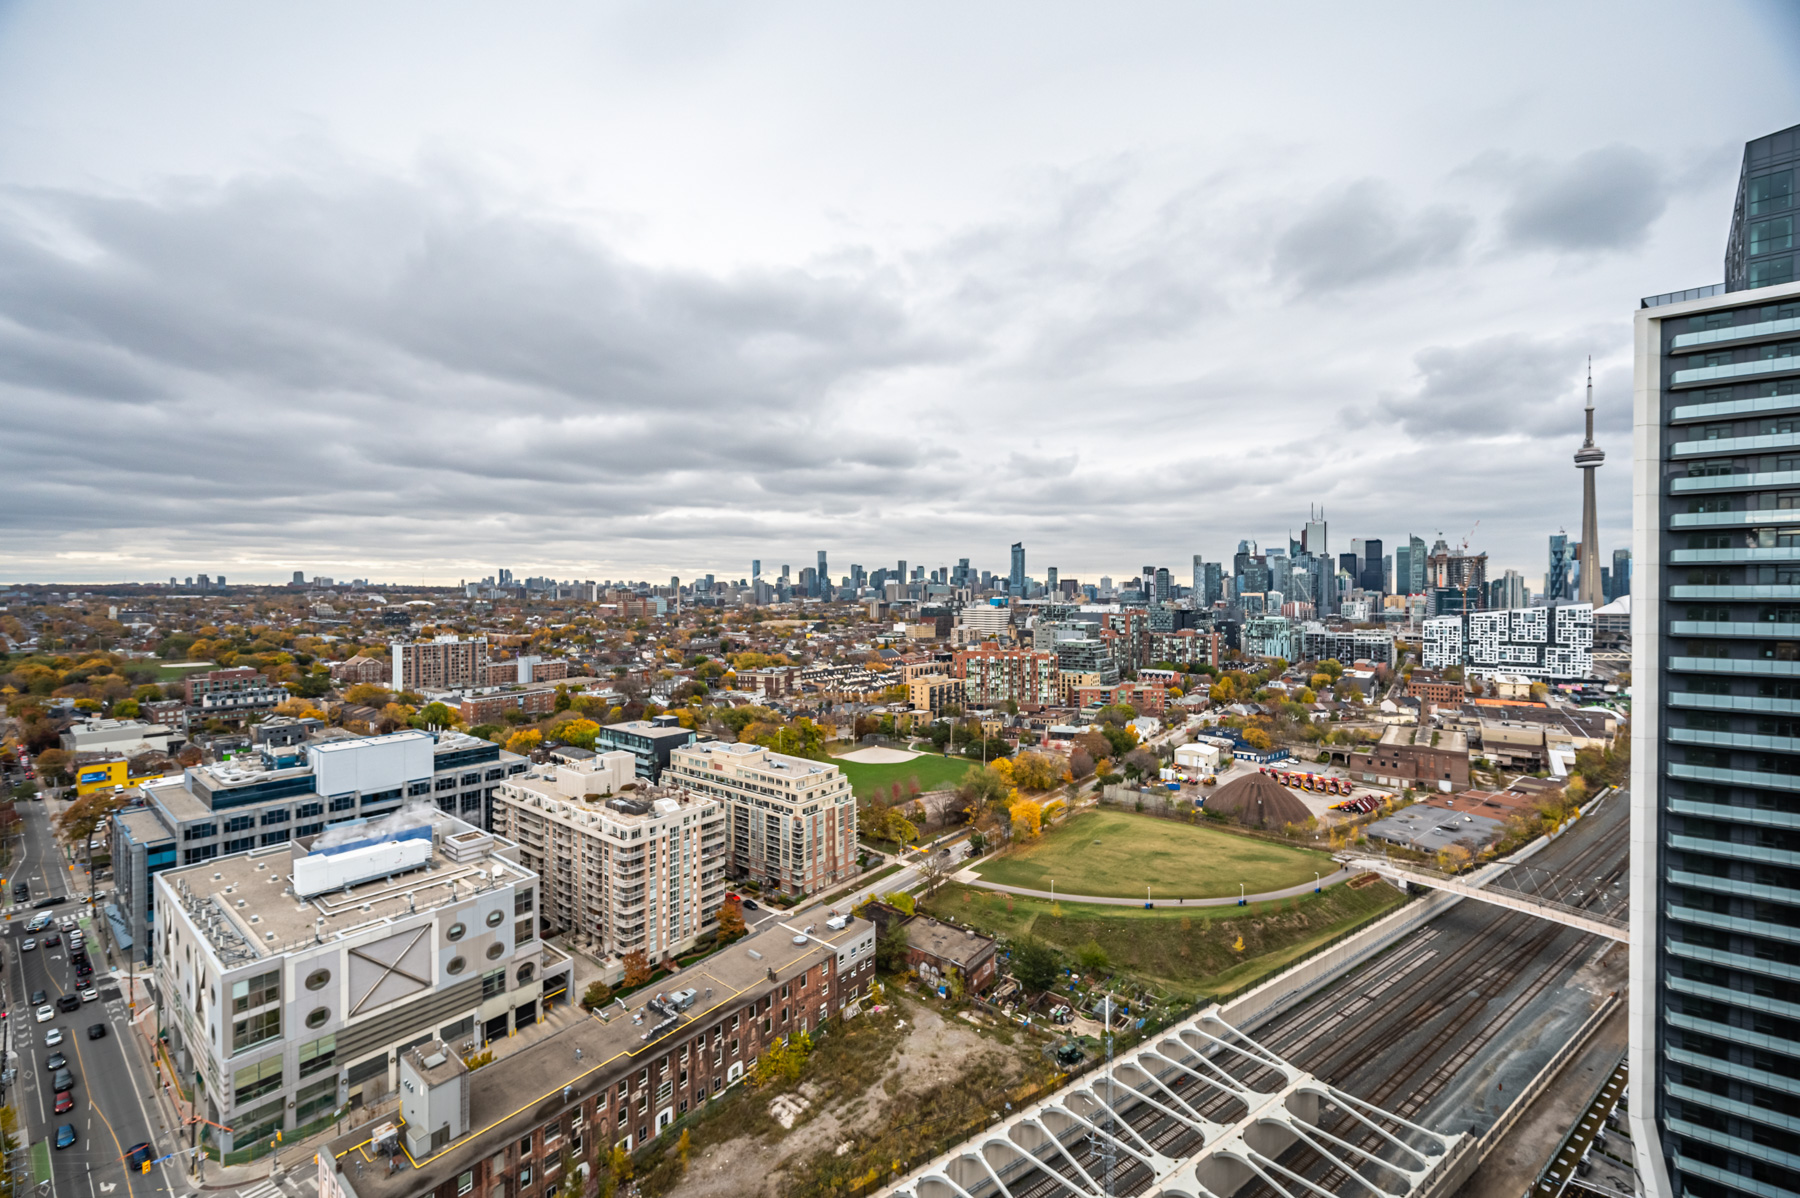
xmin=1667 ymin=656 xmax=1800 ymax=677
xmin=1667 ymin=761 xmax=1800 ymax=792
xmin=1665 ymin=903 xmax=1800 ymax=946
xmin=1668 ymin=832 xmax=1800 ymax=868
xmin=1671 ymin=390 xmax=1800 ymax=425
xmin=1669 ymin=620 xmax=1800 ymax=638
xmin=1669 ymin=582 xmax=1800 ymax=600
xmin=1668 ymin=430 xmax=1800 ymax=458
xmin=1671 ymin=351 xmax=1800 ymax=390
xmin=1668 ymin=727 xmax=1800 ymax=755
xmin=1666 ymin=937 xmax=1799 ymax=982
xmin=1667 ymin=795 xmax=1800 ymax=831
xmin=1671 ymin=468 xmax=1800 ymax=494
xmin=1668 ymin=867 xmax=1800 ymax=908
xmin=1669 ymin=546 xmax=1800 ymax=565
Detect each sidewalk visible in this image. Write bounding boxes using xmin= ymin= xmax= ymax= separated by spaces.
xmin=949 ymin=866 xmax=1357 ymax=906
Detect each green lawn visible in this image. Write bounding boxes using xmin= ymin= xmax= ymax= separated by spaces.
xmin=923 ymin=878 xmax=1406 ymax=996
xmin=972 ymin=809 xmax=1333 ymax=899
xmin=836 ymin=752 xmax=979 ymax=800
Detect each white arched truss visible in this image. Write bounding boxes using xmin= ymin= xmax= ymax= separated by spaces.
xmin=890 ymin=1010 xmax=1464 ymax=1198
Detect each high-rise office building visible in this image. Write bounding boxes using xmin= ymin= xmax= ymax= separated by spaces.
xmin=1203 ymin=562 xmax=1223 ymax=606
xmin=1191 ymin=554 xmax=1204 ymax=598
xmin=752 ymin=559 xmax=761 ymax=581
xmin=1155 ymin=567 xmax=1171 ymax=602
xmin=1303 ymin=510 xmax=1328 ymax=559
xmin=1630 ymin=121 xmax=1800 ymax=1198
xmin=1546 ymin=533 xmax=1575 ymax=602
xmin=1393 ymin=543 xmax=1411 ymax=597
xmin=815 ymin=550 xmax=828 ymax=598
xmin=1611 ymin=548 xmax=1632 ymax=600
xmin=1046 ymin=566 xmax=1058 ymax=594
xmin=1359 ymin=539 xmax=1384 ymax=594
xmin=1010 ymin=543 xmax=1026 ymax=595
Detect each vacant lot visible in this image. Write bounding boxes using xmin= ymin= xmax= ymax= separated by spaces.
xmin=836 ymin=752 xmax=978 ymax=800
xmin=924 ymin=879 xmax=1407 ymax=996
xmin=972 ymin=809 xmax=1332 ymax=899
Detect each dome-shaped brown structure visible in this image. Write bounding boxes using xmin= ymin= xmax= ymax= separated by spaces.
xmin=1205 ymin=771 xmax=1314 ymax=828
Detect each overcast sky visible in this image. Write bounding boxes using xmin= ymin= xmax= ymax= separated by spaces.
xmin=1 ymin=3 xmax=1797 ymax=589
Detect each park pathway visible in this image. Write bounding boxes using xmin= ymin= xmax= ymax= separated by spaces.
xmin=949 ymin=865 xmax=1359 ymax=907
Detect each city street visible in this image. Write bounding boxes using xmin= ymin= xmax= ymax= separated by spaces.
xmin=1 ymin=792 xmax=185 ymax=1198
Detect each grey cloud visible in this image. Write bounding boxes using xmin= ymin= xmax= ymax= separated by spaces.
xmin=1494 ymin=144 xmax=1669 ymax=253
xmin=1370 ymin=332 xmax=1627 ymax=443
xmin=1271 ymin=179 xmax=1474 ymax=293
xmin=0 ymin=171 xmax=980 ymax=556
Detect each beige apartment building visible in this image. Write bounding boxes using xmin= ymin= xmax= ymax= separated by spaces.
xmin=491 ymin=755 xmax=727 ymax=973
xmin=663 ymin=741 xmax=857 ymax=898
xmin=391 ymin=635 xmax=490 ymax=692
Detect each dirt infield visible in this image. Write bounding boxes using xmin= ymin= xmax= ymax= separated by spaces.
xmin=837 ymin=746 xmax=921 ymax=764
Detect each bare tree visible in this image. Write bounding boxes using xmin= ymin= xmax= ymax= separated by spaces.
xmin=915 ymin=847 xmax=956 ymax=899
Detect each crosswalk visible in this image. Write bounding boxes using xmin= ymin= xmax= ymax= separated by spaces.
xmin=218 ymin=1171 xmax=318 ymax=1198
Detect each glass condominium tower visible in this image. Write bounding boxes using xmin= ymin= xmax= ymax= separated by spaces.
xmin=1631 ymin=122 xmax=1800 ymax=1198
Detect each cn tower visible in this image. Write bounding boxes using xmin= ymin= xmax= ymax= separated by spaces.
xmin=1575 ymin=358 xmax=1604 ymax=605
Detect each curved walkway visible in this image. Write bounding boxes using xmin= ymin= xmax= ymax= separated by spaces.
xmin=950 ymin=865 xmax=1359 ymax=907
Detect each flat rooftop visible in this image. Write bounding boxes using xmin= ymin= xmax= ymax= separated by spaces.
xmin=1378 ymin=725 xmax=1469 ymax=754
xmin=158 ymin=818 xmax=530 ymax=964
xmin=321 ymin=914 xmax=869 ymax=1198
xmin=1365 ymin=805 xmax=1505 ymax=853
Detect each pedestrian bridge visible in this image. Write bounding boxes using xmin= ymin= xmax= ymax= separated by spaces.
xmin=1339 ymin=858 xmax=1629 ymax=944
xmin=887 ymin=1010 xmax=1465 ymax=1198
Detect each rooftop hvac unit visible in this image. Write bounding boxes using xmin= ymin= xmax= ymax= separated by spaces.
xmin=293 ymin=837 xmax=433 ymax=899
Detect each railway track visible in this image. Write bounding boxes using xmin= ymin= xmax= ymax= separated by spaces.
xmin=1231 ymin=797 xmax=1631 ymax=1197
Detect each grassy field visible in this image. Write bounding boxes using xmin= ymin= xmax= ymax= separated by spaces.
xmin=972 ymin=809 xmax=1333 ymax=899
xmin=836 ymin=752 xmax=978 ymax=799
xmin=923 ymin=879 xmax=1407 ymax=996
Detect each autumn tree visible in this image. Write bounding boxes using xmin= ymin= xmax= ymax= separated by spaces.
xmin=621 ymin=949 xmax=653 ymax=989
xmin=505 ymin=729 xmax=543 ymax=757
xmin=1010 ymin=750 xmax=1064 ymax=792
xmin=581 ymin=980 xmax=614 ymax=1011
xmin=716 ymin=897 xmax=748 ymax=942
xmin=58 ymin=788 xmax=129 ymax=899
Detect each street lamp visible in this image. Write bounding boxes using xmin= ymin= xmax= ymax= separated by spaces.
xmin=1238 ymin=882 xmax=1246 ymax=908
xmin=1313 ymin=872 xmax=1320 ymax=894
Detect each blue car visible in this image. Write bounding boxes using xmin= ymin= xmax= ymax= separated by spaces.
xmin=54 ymin=1124 xmax=75 ymax=1149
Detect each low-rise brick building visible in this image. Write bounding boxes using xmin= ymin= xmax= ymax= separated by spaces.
xmin=315 ymin=915 xmax=873 ymax=1198
xmin=904 ymin=917 xmax=998 ymax=993
xmin=1353 ymin=724 xmax=1471 ymax=793
xmin=458 ymin=685 xmax=562 ymax=726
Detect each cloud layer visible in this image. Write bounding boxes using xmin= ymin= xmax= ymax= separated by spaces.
xmin=0 ymin=3 xmax=1794 ymax=585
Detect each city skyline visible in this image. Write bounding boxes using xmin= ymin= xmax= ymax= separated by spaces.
xmin=2 ymin=6 xmax=1795 ymax=583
